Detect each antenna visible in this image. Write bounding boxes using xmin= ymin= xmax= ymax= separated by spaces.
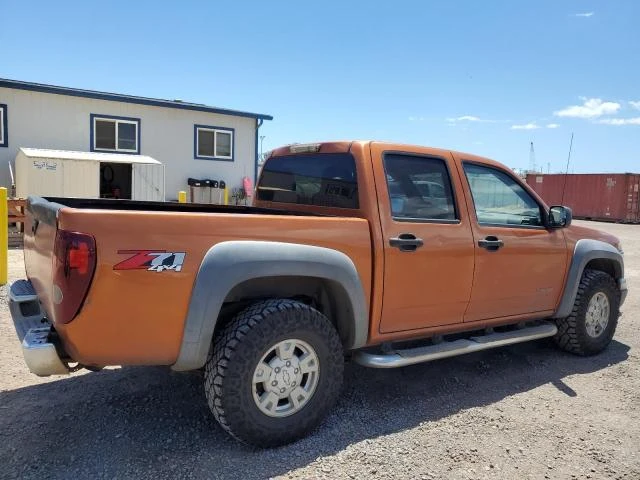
xmin=560 ymin=133 xmax=574 ymax=205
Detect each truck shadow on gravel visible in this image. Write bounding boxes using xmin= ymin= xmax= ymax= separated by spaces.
xmin=0 ymin=339 xmax=629 ymax=480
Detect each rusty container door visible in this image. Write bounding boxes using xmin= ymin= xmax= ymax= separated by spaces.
xmin=624 ymin=174 xmax=640 ymax=222
xmin=526 ymin=173 xmax=640 ymax=223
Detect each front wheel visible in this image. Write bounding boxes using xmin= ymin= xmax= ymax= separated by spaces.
xmin=554 ymin=269 xmax=620 ymax=356
xmin=204 ymin=299 xmax=344 ymax=447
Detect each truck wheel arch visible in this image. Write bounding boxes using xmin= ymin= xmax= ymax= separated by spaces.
xmin=553 ymin=239 xmax=624 ymax=319
xmin=172 ymin=241 xmax=369 ymax=371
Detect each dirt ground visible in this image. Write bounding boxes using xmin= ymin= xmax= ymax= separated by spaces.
xmin=0 ymin=221 xmax=638 ymax=480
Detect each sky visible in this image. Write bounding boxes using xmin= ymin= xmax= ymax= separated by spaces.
xmin=1 ymin=0 xmax=639 ymax=173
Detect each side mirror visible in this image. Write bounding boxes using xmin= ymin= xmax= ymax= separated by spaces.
xmin=549 ymin=205 xmax=572 ymax=228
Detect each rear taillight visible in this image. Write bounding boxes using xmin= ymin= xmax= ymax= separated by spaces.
xmin=52 ymin=230 xmax=97 ymax=324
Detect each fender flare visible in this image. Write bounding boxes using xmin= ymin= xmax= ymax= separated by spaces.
xmin=553 ymin=239 xmax=624 ymax=319
xmin=172 ymin=241 xmax=369 ymax=371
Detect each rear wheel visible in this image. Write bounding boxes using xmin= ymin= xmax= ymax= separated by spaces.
xmin=554 ymin=269 xmax=620 ymax=355
xmin=204 ymin=299 xmax=343 ymax=447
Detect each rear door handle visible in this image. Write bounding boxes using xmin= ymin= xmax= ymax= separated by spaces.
xmin=478 ymin=236 xmax=504 ymax=251
xmin=389 ymin=233 xmax=424 ymax=252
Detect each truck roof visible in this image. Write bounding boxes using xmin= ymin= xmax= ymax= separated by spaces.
xmin=267 ymin=140 xmax=508 ymax=171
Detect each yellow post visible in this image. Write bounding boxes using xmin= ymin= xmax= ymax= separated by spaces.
xmin=223 ymin=188 xmax=229 ymax=205
xmin=0 ymin=187 xmax=7 ymax=285
xmin=178 ymin=191 xmax=187 ymax=203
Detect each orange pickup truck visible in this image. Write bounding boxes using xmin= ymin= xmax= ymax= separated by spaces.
xmin=10 ymin=141 xmax=627 ymax=447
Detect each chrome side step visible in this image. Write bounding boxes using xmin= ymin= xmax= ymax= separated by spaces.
xmin=353 ymin=322 xmax=558 ymax=369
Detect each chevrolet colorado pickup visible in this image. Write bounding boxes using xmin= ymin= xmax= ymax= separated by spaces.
xmin=9 ymin=141 xmax=628 ymax=447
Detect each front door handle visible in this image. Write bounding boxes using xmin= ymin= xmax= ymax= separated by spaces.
xmin=478 ymin=236 xmax=504 ymax=251
xmin=389 ymin=233 xmax=424 ymax=252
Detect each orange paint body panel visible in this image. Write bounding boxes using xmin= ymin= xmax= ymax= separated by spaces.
xmin=526 ymin=173 xmax=640 ymax=223
xmin=26 ymin=208 xmax=371 ymax=366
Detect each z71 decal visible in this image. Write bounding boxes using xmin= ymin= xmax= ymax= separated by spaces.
xmin=114 ymin=250 xmax=186 ymax=272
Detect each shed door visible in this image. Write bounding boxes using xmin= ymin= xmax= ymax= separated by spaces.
xmin=63 ymin=160 xmax=100 ymax=198
xmin=132 ymin=163 xmax=165 ymax=201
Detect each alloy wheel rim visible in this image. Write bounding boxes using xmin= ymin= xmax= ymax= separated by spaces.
xmin=252 ymin=339 xmax=320 ymax=417
xmin=585 ymin=291 xmax=610 ymax=338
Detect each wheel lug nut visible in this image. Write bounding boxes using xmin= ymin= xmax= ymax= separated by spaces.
xmin=271 ymin=381 xmax=278 ymax=386
xmin=294 ymin=368 xmax=299 ymax=374
xmin=274 ymin=367 xmax=280 ymax=373
xmin=286 ymin=361 xmax=291 ymax=367
xmin=291 ymin=382 xmax=296 ymax=386
xmin=280 ymin=388 xmax=285 ymax=393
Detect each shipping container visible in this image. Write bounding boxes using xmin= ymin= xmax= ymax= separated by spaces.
xmin=15 ymin=148 xmax=165 ymax=201
xmin=526 ymin=173 xmax=640 ymax=223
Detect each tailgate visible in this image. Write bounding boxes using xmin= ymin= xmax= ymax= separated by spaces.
xmin=23 ymin=196 xmax=65 ymax=321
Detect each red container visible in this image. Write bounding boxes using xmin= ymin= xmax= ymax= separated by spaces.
xmin=526 ymin=173 xmax=640 ymax=223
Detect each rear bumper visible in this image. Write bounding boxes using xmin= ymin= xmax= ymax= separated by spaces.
xmin=9 ymin=280 xmax=69 ymax=376
xmin=620 ymin=278 xmax=628 ymax=307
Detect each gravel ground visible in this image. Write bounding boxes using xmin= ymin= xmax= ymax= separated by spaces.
xmin=0 ymin=220 xmax=638 ymax=480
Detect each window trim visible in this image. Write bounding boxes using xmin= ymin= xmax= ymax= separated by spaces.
xmin=90 ymin=114 xmax=140 ymax=154
xmin=461 ymin=160 xmax=547 ymax=230
xmin=194 ymin=124 xmax=234 ymax=161
xmin=382 ymin=150 xmax=461 ymax=224
xmin=0 ymin=104 xmax=7 ymax=147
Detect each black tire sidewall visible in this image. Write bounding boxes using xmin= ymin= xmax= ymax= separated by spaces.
xmin=216 ymin=303 xmax=343 ymax=446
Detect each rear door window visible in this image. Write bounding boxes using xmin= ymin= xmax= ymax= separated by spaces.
xmin=258 ymin=153 xmax=359 ymax=209
xmin=383 ymin=153 xmax=458 ymax=221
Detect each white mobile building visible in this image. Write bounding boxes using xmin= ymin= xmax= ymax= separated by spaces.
xmin=0 ymin=78 xmax=272 ymax=201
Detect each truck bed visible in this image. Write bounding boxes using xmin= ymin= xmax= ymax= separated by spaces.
xmin=23 ymin=196 xmax=373 ymax=367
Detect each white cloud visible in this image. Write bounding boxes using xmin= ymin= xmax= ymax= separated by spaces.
xmin=409 ymin=116 xmax=425 ymax=121
xmin=573 ymin=12 xmax=594 ymax=17
xmin=446 ymin=115 xmax=502 ymax=125
xmin=554 ymin=98 xmax=621 ymax=118
xmin=630 ymin=101 xmax=640 ymax=110
xmin=546 ymin=123 xmax=560 ymax=129
xmin=446 ymin=115 xmax=481 ymax=123
xmin=597 ymin=117 xmax=640 ymax=126
xmin=511 ymin=123 xmax=540 ymax=130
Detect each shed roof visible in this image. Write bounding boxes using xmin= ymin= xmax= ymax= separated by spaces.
xmin=0 ymin=78 xmax=273 ymax=121
xmin=19 ymin=148 xmax=162 ymax=165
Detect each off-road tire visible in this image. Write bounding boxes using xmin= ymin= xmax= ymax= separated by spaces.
xmin=554 ymin=269 xmax=620 ymax=356
xmin=204 ymin=299 xmax=344 ymax=447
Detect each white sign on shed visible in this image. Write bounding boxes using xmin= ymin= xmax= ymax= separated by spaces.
xmin=15 ymin=148 xmax=165 ymax=201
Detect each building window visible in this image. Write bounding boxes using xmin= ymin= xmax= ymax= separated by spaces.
xmin=0 ymin=104 xmax=7 ymax=147
xmin=90 ymin=114 xmax=140 ymax=153
xmin=194 ymin=125 xmax=234 ymax=161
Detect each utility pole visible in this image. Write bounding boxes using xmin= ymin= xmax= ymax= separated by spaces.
xmin=529 ymin=141 xmax=536 ymax=173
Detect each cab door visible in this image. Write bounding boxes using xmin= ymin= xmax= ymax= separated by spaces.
xmin=457 ymin=159 xmax=568 ymax=321
xmin=370 ymin=143 xmax=475 ymax=333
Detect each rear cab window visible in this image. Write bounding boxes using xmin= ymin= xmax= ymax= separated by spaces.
xmin=258 ymin=153 xmax=359 ymax=209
